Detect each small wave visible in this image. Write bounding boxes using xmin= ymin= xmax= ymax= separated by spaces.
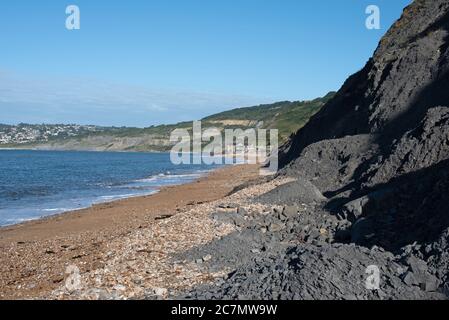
xmin=124 ymin=186 xmax=156 ymax=190
xmin=42 ymin=208 xmax=76 ymax=212
xmin=136 ymin=172 xmax=202 ymax=182
xmin=99 ymin=194 xmax=138 ymax=200
xmin=136 ymin=177 xmax=157 ymax=182
xmin=3 ymin=217 xmax=39 ymax=226
xmin=164 ymin=173 xmax=201 ymax=178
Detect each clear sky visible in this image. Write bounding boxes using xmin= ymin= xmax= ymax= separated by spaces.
xmin=0 ymin=0 xmax=412 ymax=127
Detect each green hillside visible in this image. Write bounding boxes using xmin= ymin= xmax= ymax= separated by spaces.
xmin=1 ymin=92 xmax=335 ymax=151
xmin=203 ymin=92 xmax=335 ymax=142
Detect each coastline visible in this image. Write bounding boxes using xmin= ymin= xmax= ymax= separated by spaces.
xmin=0 ymin=164 xmax=261 ymax=299
xmin=0 ymin=149 xmax=236 ymax=227
xmin=0 ymin=147 xmax=169 ymax=153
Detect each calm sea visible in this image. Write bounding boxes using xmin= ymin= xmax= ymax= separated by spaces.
xmin=0 ymin=150 xmax=222 ymax=226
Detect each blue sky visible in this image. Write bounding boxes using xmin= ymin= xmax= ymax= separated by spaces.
xmin=0 ymin=0 xmax=411 ymax=127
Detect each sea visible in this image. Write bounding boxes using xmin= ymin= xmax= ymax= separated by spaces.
xmin=0 ymin=150 xmax=224 ymax=227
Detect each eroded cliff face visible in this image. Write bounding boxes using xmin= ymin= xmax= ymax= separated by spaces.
xmin=277 ymin=0 xmax=449 ymax=222
xmin=262 ymin=0 xmax=449 ymax=296
xmin=275 ymin=0 xmax=449 ymax=248
xmin=280 ymin=0 xmax=449 ymax=167
xmin=178 ymin=1 xmax=449 ymax=300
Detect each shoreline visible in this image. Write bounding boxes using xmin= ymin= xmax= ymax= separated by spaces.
xmin=0 ymin=171 xmax=205 ymax=229
xmin=0 ymin=149 xmax=239 ymax=228
xmin=0 ymin=189 xmax=161 ymax=229
xmin=0 ymin=148 xmax=264 ymax=158
xmin=0 ymin=147 xmax=168 ymax=153
xmin=0 ymin=164 xmax=255 ymax=242
xmin=0 ymin=164 xmax=261 ymax=299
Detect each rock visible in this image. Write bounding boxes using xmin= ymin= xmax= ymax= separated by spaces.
xmin=202 ymin=254 xmax=212 ymax=262
xmin=283 ymin=206 xmax=300 ymax=219
xmin=268 ymin=223 xmax=285 ymax=233
xmin=211 ymin=211 xmax=245 ymax=227
xmin=153 ymin=287 xmax=168 ymax=297
xmin=179 ymin=241 xmax=446 ymax=300
xmin=218 ymin=203 xmax=239 ymax=209
xmin=419 ymin=275 xmax=440 ymax=292
xmin=154 ymin=214 xmax=172 ymax=221
xmin=402 ymin=270 xmax=440 ymax=293
xmin=342 ymin=196 xmax=369 ymax=221
xmin=113 ymin=284 xmax=126 ymax=291
xmin=405 ymin=256 xmax=428 ymax=274
xmin=257 ymin=179 xmax=326 ymax=205
xmin=403 ymin=272 xmax=419 ymax=286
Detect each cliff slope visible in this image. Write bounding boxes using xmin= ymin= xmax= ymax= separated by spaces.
xmin=179 ymin=0 xmax=449 ymax=300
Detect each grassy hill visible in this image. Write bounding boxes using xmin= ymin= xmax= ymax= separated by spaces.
xmin=1 ymin=92 xmax=335 ymax=152
xmin=204 ymin=92 xmax=335 ymax=141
